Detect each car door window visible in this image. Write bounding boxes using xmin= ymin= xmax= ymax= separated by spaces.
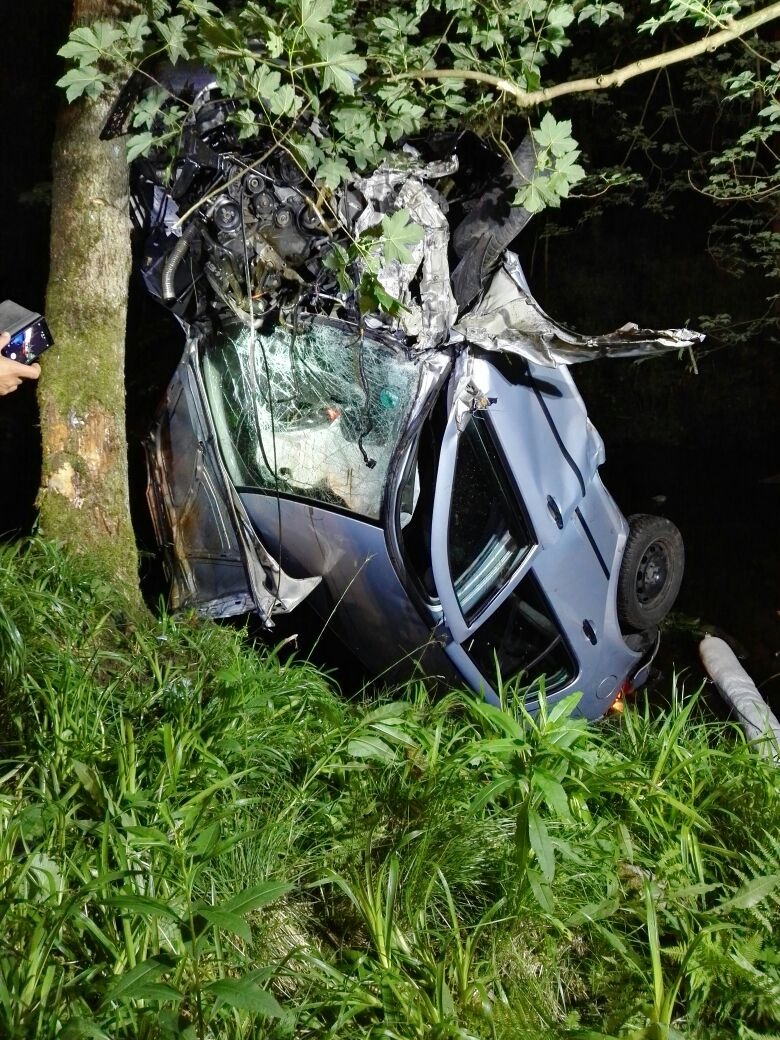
xmin=462 ymin=573 xmax=576 ymax=691
xmin=448 ymin=412 xmax=534 ymax=621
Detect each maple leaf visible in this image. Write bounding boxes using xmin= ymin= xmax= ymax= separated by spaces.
xmin=380 ymin=210 xmax=424 ymax=264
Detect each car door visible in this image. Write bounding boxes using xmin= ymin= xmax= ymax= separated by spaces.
xmin=146 ymin=335 xmax=319 ymax=620
xmin=428 ymin=352 xmax=579 ymax=700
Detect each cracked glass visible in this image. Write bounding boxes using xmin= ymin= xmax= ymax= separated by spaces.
xmin=201 ymin=318 xmax=420 ymax=520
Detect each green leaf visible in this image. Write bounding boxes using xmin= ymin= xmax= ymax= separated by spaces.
xmin=546 ymin=4 xmax=575 ymax=29
xmin=471 ymin=26 xmax=504 ymax=50
xmin=102 ymin=894 xmax=180 ymax=921
xmin=200 ymin=907 xmax=252 ymax=943
xmin=144 ymin=0 xmax=171 ymax=17
xmin=59 ymin=1019 xmax=113 ymax=1040
xmin=528 ymin=807 xmax=555 ymax=882
xmin=249 ymin=63 xmax=281 ymax=100
xmin=717 ymin=874 xmax=780 ymax=913
xmin=380 ymin=209 xmax=423 ymax=264
xmin=269 ymin=84 xmax=301 ymax=118
xmin=547 ymin=693 xmax=583 ymax=725
xmin=56 ymin=66 xmax=109 ymax=103
xmin=125 ymin=982 xmax=182 ymax=1003
xmin=58 ymin=22 xmax=122 ymax=64
xmin=554 ymin=151 xmax=585 ymax=182
xmin=178 ymin=0 xmax=221 ymax=16
xmin=565 ymin=893 xmax=620 ymax=926
xmin=298 ymin=0 xmax=334 ymax=45
xmin=123 ymin=13 xmax=152 ymax=52
xmin=373 ymin=11 xmax=420 ymax=39
xmin=267 ymin=30 xmax=285 ymax=58
xmin=220 ymin=880 xmax=292 ymax=916
xmin=130 ymin=88 xmax=169 ymax=130
xmin=527 ymin=866 xmax=554 ymax=913
xmin=578 ymin=2 xmax=624 ymax=26
xmin=154 ymin=15 xmax=189 ymax=64
xmin=358 ymin=273 xmax=404 ymax=316
xmin=191 ymin=820 xmax=221 ymax=858
xmin=292 ymin=133 xmax=325 ymax=171
xmin=72 ymin=761 xmax=104 ymax=803
xmin=58 ymin=37 xmax=101 ymax=64
xmin=332 ymin=103 xmax=374 ymax=141
xmin=532 ymin=112 xmax=576 ymax=158
xmin=123 ymin=824 xmax=172 ymax=846
xmin=199 ymin=14 xmax=243 ymax=50
xmin=103 ymin=959 xmax=168 ymax=1004
xmin=532 ymin=770 xmax=572 ymax=822
xmin=319 ymin=35 xmax=367 ymax=95
xmin=127 ymin=132 xmax=156 ymax=163
xmin=315 ymin=156 xmax=351 ymax=189
xmin=514 ymin=177 xmax=556 ymax=214
xmin=91 ymin=20 xmax=124 ymax=51
xmin=362 ymin=701 xmax=413 ymax=725
xmin=347 ymin=735 xmax=397 ymax=764
xmin=235 ymin=110 xmax=260 ymax=141
xmin=204 ymin=977 xmax=284 ymax=1017
xmin=384 ymin=96 xmax=425 ymax=141
xmin=322 ymin=243 xmax=352 ymax=291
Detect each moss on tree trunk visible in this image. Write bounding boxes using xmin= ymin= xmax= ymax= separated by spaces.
xmin=38 ymin=0 xmax=141 ymax=598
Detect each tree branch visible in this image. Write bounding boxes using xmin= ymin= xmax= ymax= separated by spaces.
xmin=393 ymin=1 xmax=780 ymax=109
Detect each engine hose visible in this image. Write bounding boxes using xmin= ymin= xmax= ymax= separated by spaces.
xmin=161 ymin=225 xmax=196 ymax=301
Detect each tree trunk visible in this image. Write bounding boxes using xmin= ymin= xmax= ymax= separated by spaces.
xmin=38 ymin=0 xmax=140 ymax=597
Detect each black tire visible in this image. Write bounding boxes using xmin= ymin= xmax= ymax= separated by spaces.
xmin=617 ymin=514 xmax=684 ymax=631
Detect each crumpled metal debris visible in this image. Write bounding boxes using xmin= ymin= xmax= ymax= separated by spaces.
xmin=454 ymin=252 xmax=704 ymax=368
xmin=450 ymin=136 xmax=537 ymax=309
xmin=350 ymin=156 xmax=459 ymax=351
xmin=446 ymin=353 xmax=494 ymax=433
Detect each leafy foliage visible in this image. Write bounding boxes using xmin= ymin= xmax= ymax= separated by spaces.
xmin=0 ymin=539 xmax=779 ymax=1038
xmin=53 ymin=0 xmax=625 ymax=202
xmin=52 ymin=0 xmax=779 ymax=335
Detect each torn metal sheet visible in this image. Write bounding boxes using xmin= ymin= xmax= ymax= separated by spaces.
xmin=455 ymin=252 xmax=705 ymax=367
xmin=446 ymin=352 xmax=493 ymax=433
xmin=229 ymin=482 xmax=322 ymax=622
xmin=145 ymin=335 xmax=322 ymax=625
xmin=350 ymin=157 xmax=459 ymax=351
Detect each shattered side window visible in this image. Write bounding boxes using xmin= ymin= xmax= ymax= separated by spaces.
xmin=201 ymin=319 xmax=420 ymax=520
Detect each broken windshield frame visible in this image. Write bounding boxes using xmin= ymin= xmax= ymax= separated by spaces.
xmin=201 ymin=318 xmax=421 ymax=521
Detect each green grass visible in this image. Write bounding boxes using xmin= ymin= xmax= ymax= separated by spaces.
xmin=0 ymin=538 xmax=778 ymax=1039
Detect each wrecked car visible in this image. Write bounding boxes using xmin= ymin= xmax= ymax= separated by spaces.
xmin=111 ymin=76 xmax=693 ymax=717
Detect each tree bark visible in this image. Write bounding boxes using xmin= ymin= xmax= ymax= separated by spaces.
xmin=38 ymin=0 xmax=141 ymax=597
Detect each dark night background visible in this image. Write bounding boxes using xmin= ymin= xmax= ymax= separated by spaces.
xmin=1 ymin=1 xmax=778 ymax=708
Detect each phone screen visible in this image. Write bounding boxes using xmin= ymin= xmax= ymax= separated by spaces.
xmin=1 ymin=317 xmax=53 ymax=365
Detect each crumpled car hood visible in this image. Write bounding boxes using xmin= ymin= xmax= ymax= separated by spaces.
xmin=454 ymin=253 xmax=704 ymax=367
xmin=348 ymin=157 xmax=702 ymax=364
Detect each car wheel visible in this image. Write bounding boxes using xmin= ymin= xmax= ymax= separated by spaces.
xmin=617 ymin=514 xmax=684 ymax=631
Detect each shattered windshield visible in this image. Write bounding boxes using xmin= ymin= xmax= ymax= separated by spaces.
xmin=201 ymin=319 xmax=420 ymax=520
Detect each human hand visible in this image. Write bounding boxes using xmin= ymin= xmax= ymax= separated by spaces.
xmin=0 ymin=334 xmax=41 ymax=395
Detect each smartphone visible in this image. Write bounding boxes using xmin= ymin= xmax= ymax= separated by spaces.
xmin=0 ymin=300 xmax=54 ymax=365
